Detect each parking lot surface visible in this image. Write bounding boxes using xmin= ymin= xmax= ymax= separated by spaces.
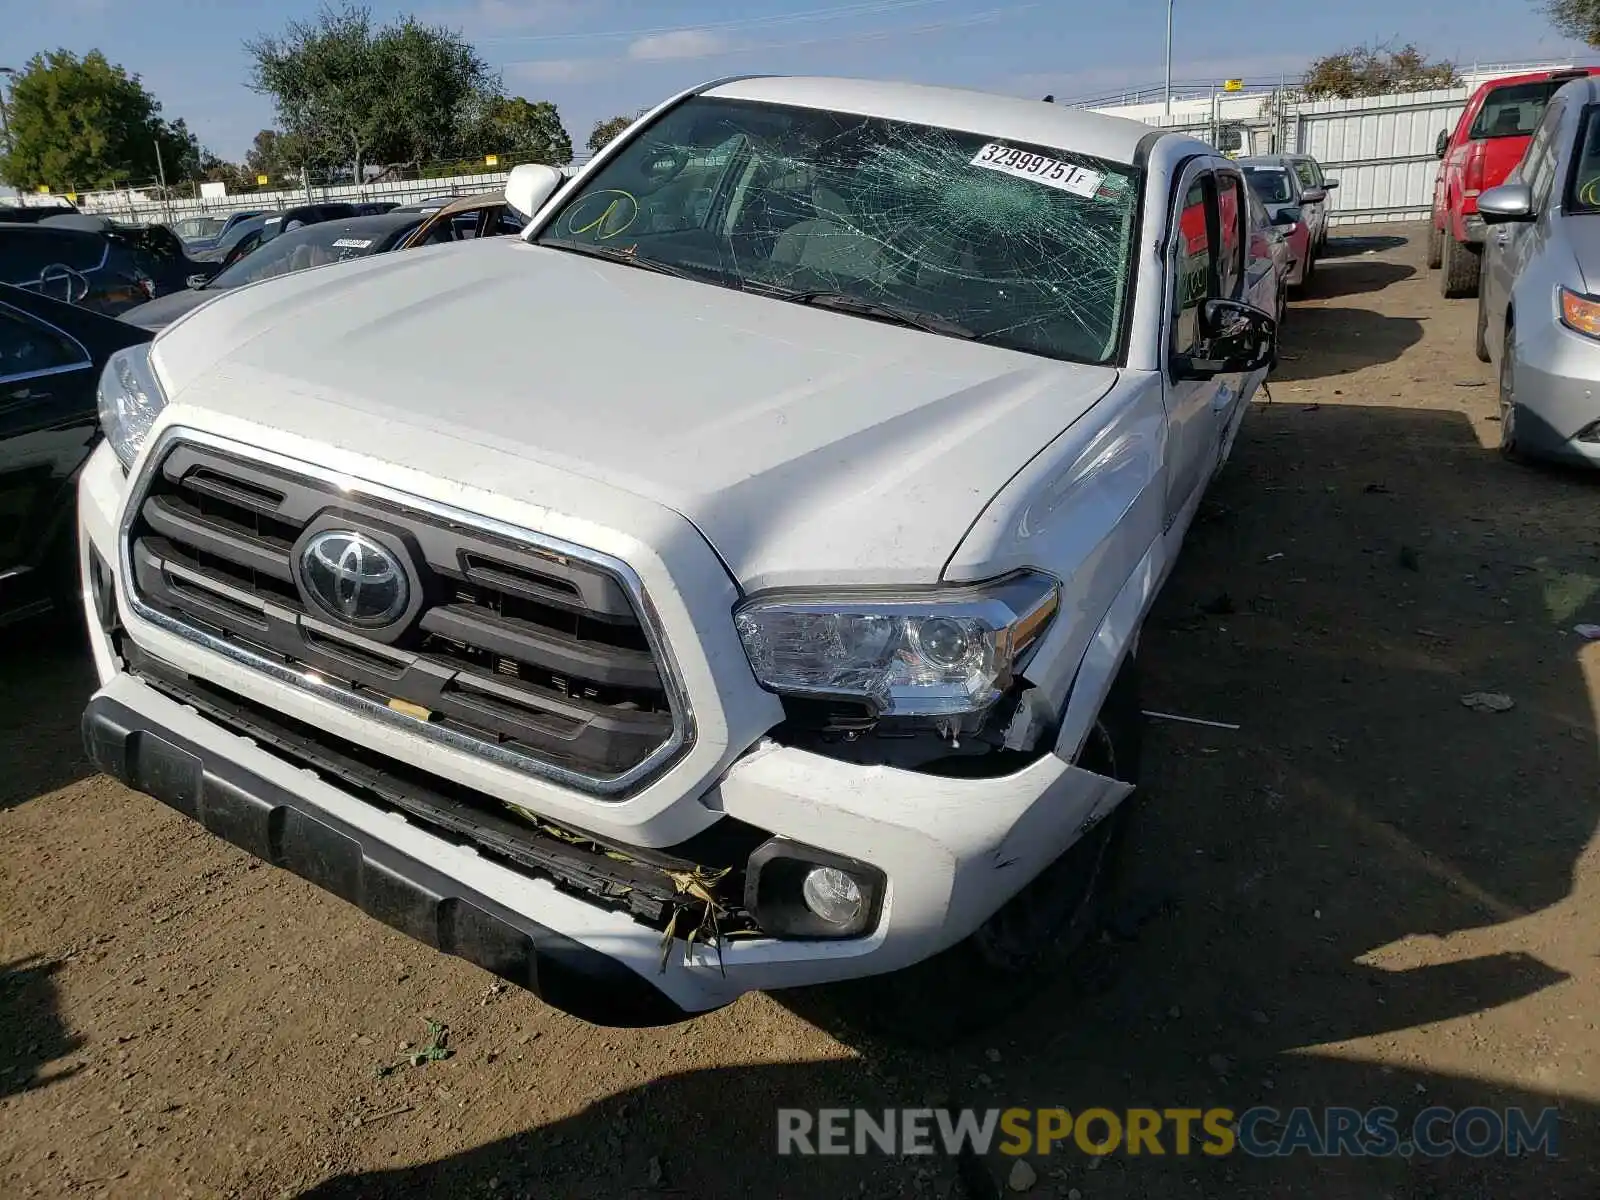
xmin=2 ymin=224 xmax=1598 ymax=1199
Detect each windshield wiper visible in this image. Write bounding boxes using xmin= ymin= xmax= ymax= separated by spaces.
xmin=540 ymin=239 xmax=699 ymax=279
xmin=750 ymin=286 xmax=979 ymax=340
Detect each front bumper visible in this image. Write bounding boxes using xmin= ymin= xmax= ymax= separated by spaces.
xmin=77 ymin=441 xmax=1133 ymax=1021
xmin=1509 ymin=319 xmax=1600 ymax=466
xmin=82 ymin=689 xmax=687 ymax=1026
xmin=1461 ymin=212 xmax=1487 ymax=245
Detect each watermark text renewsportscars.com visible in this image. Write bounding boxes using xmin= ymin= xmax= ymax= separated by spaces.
xmin=777 ymin=1106 xmax=1561 ymax=1159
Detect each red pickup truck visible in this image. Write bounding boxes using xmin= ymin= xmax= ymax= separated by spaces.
xmin=1429 ymin=66 xmax=1600 ymax=298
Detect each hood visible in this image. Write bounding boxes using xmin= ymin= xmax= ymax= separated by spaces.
xmin=121 ymin=286 xmax=219 ymax=331
xmin=150 ymin=238 xmax=1119 ymax=592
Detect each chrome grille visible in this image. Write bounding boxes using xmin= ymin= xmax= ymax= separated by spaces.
xmin=121 ymin=435 xmax=690 ymax=796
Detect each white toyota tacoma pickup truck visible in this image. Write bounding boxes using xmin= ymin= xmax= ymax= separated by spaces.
xmin=79 ymin=77 xmax=1274 ymax=1028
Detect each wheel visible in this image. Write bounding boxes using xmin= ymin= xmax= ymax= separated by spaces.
xmin=1474 ymin=288 xmax=1492 ymax=363
xmin=827 ymin=658 xmax=1144 ymax=1044
xmin=1498 ymin=322 xmax=1528 ymax=463
xmin=1426 ymin=221 xmax=1444 ymax=270
xmin=1440 ymin=229 xmax=1481 ymax=298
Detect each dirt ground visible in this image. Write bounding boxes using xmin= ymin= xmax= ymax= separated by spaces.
xmin=2 ymin=223 xmax=1599 ymax=1200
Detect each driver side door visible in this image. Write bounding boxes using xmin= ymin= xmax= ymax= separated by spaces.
xmin=1162 ymin=161 xmax=1245 ymax=528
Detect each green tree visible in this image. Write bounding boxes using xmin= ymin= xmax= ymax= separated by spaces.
xmin=247 ymin=3 xmax=499 ymax=179
xmin=0 ymin=49 xmax=197 ymax=190
xmin=476 ymin=96 xmax=572 ymax=165
xmin=243 ymin=128 xmax=314 ymax=184
xmin=586 ymin=114 xmax=633 ymax=155
xmin=372 ymin=16 xmax=499 ymax=165
xmin=1301 ymin=42 xmax=1460 ymax=99
xmin=1542 ymin=0 xmax=1600 ymax=44
xmin=197 ymin=149 xmax=253 ymax=192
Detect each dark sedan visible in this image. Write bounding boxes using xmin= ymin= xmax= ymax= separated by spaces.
xmin=196 ymin=203 xmax=364 ymax=270
xmin=0 ymin=283 xmax=152 ymax=625
xmin=180 ymin=209 xmax=266 ymax=256
xmin=119 ymin=211 xmax=425 ymax=332
xmin=0 ymin=221 xmax=176 ymax=316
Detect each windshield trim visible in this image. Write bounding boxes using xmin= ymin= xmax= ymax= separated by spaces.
xmin=532 ymin=95 xmax=1148 ymax=369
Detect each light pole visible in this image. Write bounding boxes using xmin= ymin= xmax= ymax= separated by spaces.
xmin=1163 ymin=1 xmax=1174 ymax=118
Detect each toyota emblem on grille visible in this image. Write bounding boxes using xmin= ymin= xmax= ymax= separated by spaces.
xmin=300 ymin=531 xmax=409 ymax=626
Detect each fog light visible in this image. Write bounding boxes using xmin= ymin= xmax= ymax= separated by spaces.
xmin=801 ymin=867 xmax=863 ymax=926
xmin=745 ymin=838 xmax=884 ymax=939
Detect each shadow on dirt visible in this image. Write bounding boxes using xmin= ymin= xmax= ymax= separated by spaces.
xmin=1305 ymin=259 xmax=1416 ymax=301
xmin=0 ymin=613 xmax=97 ymax=811
xmin=1271 ymin=306 xmax=1425 ymax=382
xmin=0 ymin=956 xmax=85 ymax=1100
xmin=1323 ymin=233 xmax=1409 ymax=258
xmin=298 ymin=397 xmax=1599 ymax=1192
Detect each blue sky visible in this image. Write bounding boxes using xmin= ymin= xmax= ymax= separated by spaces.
xmin=3 ymin=0 xmax=1592 ymax=162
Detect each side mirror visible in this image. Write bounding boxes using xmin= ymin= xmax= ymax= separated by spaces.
xmin=1435 ymin=130 xmax=1450 ymax=159
xmin=1323 ymin=178 xmax=1340 ymax=190
xmin=1299 ymin=187 xmax=1327 ymax=205
xmin=505 ymin=163 xmax=564 ymax=222
xmin=1478 ymin=182 xmax=1535 ymax=225
xmin=1270 ymin=207 xmax=1302 ymax=227
xmin=1179 ymin=298 xmax=1276 ymax=380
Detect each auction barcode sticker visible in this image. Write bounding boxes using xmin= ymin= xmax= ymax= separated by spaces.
xmin=970 ymin=143 xmax=1105 ymax=197
xmin=332 ymin=238 xmax=373 ymax=249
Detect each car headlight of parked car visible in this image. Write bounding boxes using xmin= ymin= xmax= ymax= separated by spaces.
xmin=1558 ymin=286 xmax=1600 ymax=339
xmin=734 ymin=571 xmax=1059 ymax=717
xmin=97 ymin=344 xmax=168 ymax=470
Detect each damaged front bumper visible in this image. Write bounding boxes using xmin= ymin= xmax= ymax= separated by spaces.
xmin=77 ymin=442 xmax=1133 ymax=1023
xmin=79 ymin=664 xmax=1130 ymax=1022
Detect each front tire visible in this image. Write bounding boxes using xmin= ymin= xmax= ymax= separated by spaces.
xmin=1441 ymin=228 xmax=1482 ymax=298
xmin=1474 ymin=287 xmax=1492 ymax=363
xmin=1498 ymin=322 xmax=1528 ymax=463
xmin=835 ymin=659 xmax=1144 ymax=1044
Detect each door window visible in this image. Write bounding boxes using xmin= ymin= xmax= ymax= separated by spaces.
xmin=0 ymin=307 xmax=88 ymax=381
xmin=1172 ymin=179 xmax=1217 ymax=360
xmin=1216 ymin=174 xmax=1246 ymax=299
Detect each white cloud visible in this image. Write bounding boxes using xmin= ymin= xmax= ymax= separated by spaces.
xmin=506 ymin=57 xmax=610 ymax=84
xmin=627 ymin=29 xmax=732 ymax=61
xmin=441 ymin=0 xmax=591 ymax=31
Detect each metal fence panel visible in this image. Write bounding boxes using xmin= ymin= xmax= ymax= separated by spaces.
xmin=1288 ymin=89 xmax=1469 ymax=225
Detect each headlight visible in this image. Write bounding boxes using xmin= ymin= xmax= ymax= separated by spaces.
xmin=733 ymin=572 xmax=1059 ymax=717
xmin=97 ymin=343 xmax=168 ymax=471
xmin=1559 ymin=286 xmax=1600 ymax=339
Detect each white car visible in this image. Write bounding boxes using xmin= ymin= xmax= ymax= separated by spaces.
xmin=79 ymin=77 xmax=1274 ymax=1029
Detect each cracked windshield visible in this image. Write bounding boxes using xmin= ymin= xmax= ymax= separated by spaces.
xmin=535 ymin=98 xmax=1139 ymax=364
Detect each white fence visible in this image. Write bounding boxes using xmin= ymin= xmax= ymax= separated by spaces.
xmin=18 ymin=160 xmax=593 ymax=227
xmin=70 ymin=170 xmax=528 ymax=225
xmin=1286 ymin=89 xmax=1467 ymax=225
xmin=1093 ymin=72 xmax=1591 ymax=227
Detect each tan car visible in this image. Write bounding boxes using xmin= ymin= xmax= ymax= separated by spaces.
xmin=396 ymin=191 xmax=527 ymax=249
